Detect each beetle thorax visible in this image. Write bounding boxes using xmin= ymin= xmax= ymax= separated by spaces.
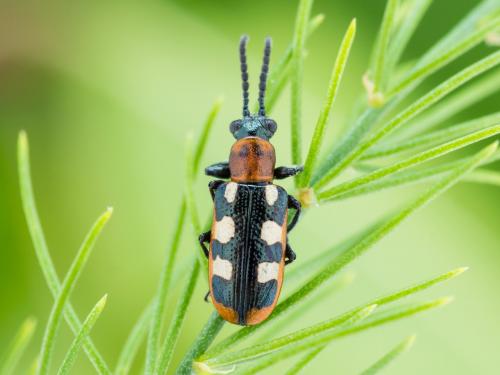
xmin=229 ymin=137 xmax=276 ymax=183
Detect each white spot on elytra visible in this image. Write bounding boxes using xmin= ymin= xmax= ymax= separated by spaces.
xmin=265 ymin=185 xmax=278 ymax=206
xmin=213 ymin=255 xmax=233 ymax=280
xmin=215 ymin=216 xmax=235 ymax=244
xmin=257 ymin=262 xmax=280 ymax=283
xmin=224 ymin=182 xmax=238 ymax=203
xmin=260 ymin=221 xmax=282 ymax=245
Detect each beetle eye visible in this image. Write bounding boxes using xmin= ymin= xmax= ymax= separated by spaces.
xmin=230 ymin=120 xmax=243 ymax=134
xmin=265 ymin=119 xmax=277 ymax=134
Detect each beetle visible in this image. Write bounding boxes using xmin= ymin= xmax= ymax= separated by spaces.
xmin=198 ymin=36 xmax=302 ymax=326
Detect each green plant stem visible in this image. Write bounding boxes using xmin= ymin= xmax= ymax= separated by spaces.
xmin=156 ymin=259 xmax=200 ymax=374
xmin=360 ymin=335 xmax=415 ymax=375
xmin=37 ymin=208 xmax=112 ymax=375
xmin=177 ymin=313 xmax=225 ymax=375
xmin=262 ymin=14 xmax=325 ymax=114
xmin=206 ymin=142 xmax=494 ymax=355
xmin=145 ymin=201 xmax=186 ymax=375
xmin=290 ymin=0 xmax=314 ymax=171
xmin=300 ymin=19 xmax=356 ymax=187
xmin=18 ymin=132 xmax=112 ymax=375
xmin=314 ymin=50 xmax=500 ymax=189
xmin=58 ymin=295 xmax=108 ymax=375
xmin=0 ymin=317 xmax=37 ymax=375
xmin=115 ymin=304 xmax=152 ymax=375
xmin=318 ymin=124 xmax=500 ymax=201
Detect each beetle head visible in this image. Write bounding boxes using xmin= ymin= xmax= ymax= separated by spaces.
xmin=229 ymin=116 xmax=277 ymax=140
xmin=230 ymin=35 xmax=276 ymax=141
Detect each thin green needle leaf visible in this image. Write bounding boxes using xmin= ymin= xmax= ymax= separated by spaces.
xmin=37 ymin=207 xmax=113 ymax=375
xmin=290 ymin=0 xmax=313 ymax=170
xmin=145 ymin=201 xmax=186 ymax=375
xmin=369 ymin=0 xmax=398 ymax=101
xmin=347 ymin=148 xmax=500 ymax=201
xmin=199 ymin=305 xmax=376 ymax=369
xmin=263 ymin=14 xmax=325 ymax=114
xmin=176 ymin=312 xmax=225 ymax=375
xmin=464 ymin=169 xmax=500 ymax=186
xmin=359 ymin=335 xmax=416 ymax=375
xmin=318 ymin=124 xmax=500 ymax=202
xmin=388 ymin=15 xmax=500 ymax=98
xmin=0 ymin=317 xmax=37 ymax=375
xmin=185 ymin=133 xmax=208 ymax=271
xmin=385 ymin=0 xmax=433 ymax=82
xmin=363 ymin=112 xmax=500 ymax=159
xmin=207 ymin=143 xmax=494 ymax=356
xmin=284 ymin=347 xmax=324 ymax=375
xmin=17 ymin=131 xmax=111 ymax=375
xmin=300 ymin=19 xmax=357 ymax=188
xmin=332 ymin=297 xmax=451 ymax=340
xmin=256 ymin=265 xmax=465 ymax=368
xmin=156 ymin=259 xmax=200 ymax=374
xmin=115 ymin=305 xmax=152 ymax=375
xmin=314 ymin=50 xmax=500 ymax=189
xmin=240 ymin=298 xmax=448 ymax=374
xmin=58 ymin=295 xmax=108 ymax=375
xmin=257 ymin=273 xmax=354 ymax=342
xmin=192 ymin=98 xmax=224 ymax=177
xmin=333 ymin=162 xmax=455 ymax=201
xmin=385 ymin=67 xmax=500 ymax=141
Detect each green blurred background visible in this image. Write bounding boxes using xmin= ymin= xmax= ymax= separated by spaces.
xmin=1 ymin=0 xmax=499 ymax=373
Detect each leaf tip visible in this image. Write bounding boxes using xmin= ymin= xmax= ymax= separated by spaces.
xmin=105 ymin=206 xmax=114 ymax=217
xmin=22 ymin=316 xmax=38 ymax=335
xmin=97 ymin=294 xmax=108 ymax=310
xmin=312 ymin=13 xmax=326 ymax=27
xmin=349 ymin=17 xmax=357 ymax=32
xmin=18 ymin=130 xmax=28 ymax=153
xmin=404 ymin=334 xmax=417 ymax=351
xmin=193 ymin=361 xmax=235 ymax=374
xmin=437 ymin=296 xmax=454 ymax=307
xmin=451 ymin=266 xmax=469 ymax=277
xmin=214 ymin=96 xmax=225 ymax=108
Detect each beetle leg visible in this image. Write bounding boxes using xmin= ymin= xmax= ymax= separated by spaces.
xmin=285 ymin=242 xmax=297 ymax=265
xmin=198 ymin=231 xmax=211 ymax=258
xmin=287 ymin=195 xmax=302 ymax=233
xmin=205 ymin=161 xmax=231 ymax=178
xmin=204 ymin=291 xmax=211 ymax=303
xmin=274 ymin=165 xmax=303 ymax=179
xmin=209 ymin=180 xmax=225 ymax=200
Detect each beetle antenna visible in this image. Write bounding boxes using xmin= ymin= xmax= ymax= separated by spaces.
xmin=258 ymin=37 xmax=271 ymax=117
xmin=239 ymin=35 xmax=250 ymax=118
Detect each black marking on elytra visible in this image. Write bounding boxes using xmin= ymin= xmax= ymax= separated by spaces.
xmin=210 ymin=182 xmax=287 ymax=324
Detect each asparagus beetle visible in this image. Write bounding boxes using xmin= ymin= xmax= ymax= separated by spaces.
xmin=199 ymin=36 xmax=302 ymax=326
